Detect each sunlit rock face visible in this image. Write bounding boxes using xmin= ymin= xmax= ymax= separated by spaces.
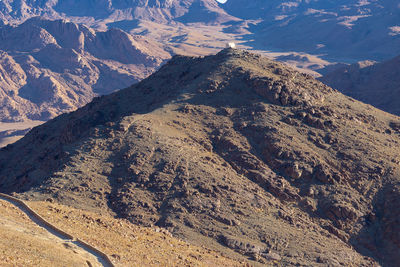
xmin=0 ymin=17 xmax=169 ymax=122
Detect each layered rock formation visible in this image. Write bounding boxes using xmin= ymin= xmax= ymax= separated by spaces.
xmin=0 ymin=17 xmax=169 ymax=121
xmin=1 ymin=49 xmax=399 ymax=266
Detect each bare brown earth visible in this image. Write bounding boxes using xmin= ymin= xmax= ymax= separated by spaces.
xmin=0 ymin=196 xmax=240 ymax=266
xmin=28 ymin=200 xmax=243 ymax=267
xmin=0 ymin=198 xmax=102 ymax=266
xmin=0 ymin=49 xmax=399 ymax=266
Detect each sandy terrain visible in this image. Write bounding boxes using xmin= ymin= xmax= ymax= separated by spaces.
xmin=0 ymin=120 xmax=44 ymax=147
xmin=0 ymin=198 xmax=242 ymax=267
xmin=0 ymin=198 xmax=103 ymax=266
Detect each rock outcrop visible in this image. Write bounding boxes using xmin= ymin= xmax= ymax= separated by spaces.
xmin=1 ymin=49 xmax=399 ymax=266
xmin=0 ymin=17 xmax=169 ymax=122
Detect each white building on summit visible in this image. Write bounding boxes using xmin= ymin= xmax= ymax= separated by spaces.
xmin=226 ymin=42 xmax=236 ymax=48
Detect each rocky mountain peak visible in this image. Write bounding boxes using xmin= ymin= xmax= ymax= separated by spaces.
xmin=146 ymin=48 xmax=332 ymax=108
xmin=0 ymin=49 xmax=400 ymax=266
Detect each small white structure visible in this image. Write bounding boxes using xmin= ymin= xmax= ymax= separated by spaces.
xmin=226 ymin=42 xmax=236 ymax=49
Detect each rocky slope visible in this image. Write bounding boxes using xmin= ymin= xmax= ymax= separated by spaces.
xmin=0 ymin=198 xmax=102 ymax=266
xmin=320 ymin=55 xmax=400 ymax=116
xmin=0 ymin=197 xmax=241 ymax=266
xmin=0 ymin=17 xmax=169 ymax=122
xmin=1 ymin=49 xmax=400 ymax=266
xmin=223 ymin=0 xmax=400 ymax=61
xmin=27 ymin=200 xmax=243 ymax=266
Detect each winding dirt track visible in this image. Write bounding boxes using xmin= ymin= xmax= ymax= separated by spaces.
xmin=0 ymin=193 xmax=115 ymax=267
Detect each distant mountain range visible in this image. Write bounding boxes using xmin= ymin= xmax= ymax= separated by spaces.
xmin=2 ymin=0 xmax=400 ymax=61
xmin=1 ymin=0 xmax=400 ymax=120
xmin=0 ymin=17 xmax=169 ymax=122
xmin=0 ymin=0 xmax=240 ymax=123
xmin=0 ymin=0 xmax=236 ymax=26
xmin=320 ymin=55 xmax=400 ymax=116
xmin=223 ymin=0 xmax=400 ymax=61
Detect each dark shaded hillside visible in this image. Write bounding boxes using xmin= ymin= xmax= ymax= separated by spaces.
xmin=320 ymin=55 xmax=400 ymax=116
xmin=1 ymin=49 xmax=400 ymax=266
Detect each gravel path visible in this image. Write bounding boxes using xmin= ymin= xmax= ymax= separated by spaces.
xmin=0 ymin=193 xmax=114 ymax=267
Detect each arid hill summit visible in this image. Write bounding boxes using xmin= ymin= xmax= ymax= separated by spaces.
xmin=1 ymin=49 xmax=400 ymax=266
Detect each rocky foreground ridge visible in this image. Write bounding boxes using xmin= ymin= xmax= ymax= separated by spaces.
xmin=0 ymin=49 xmax=400 ymax=266
xmin=0 ymin=17 xmax=169 ymax=122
